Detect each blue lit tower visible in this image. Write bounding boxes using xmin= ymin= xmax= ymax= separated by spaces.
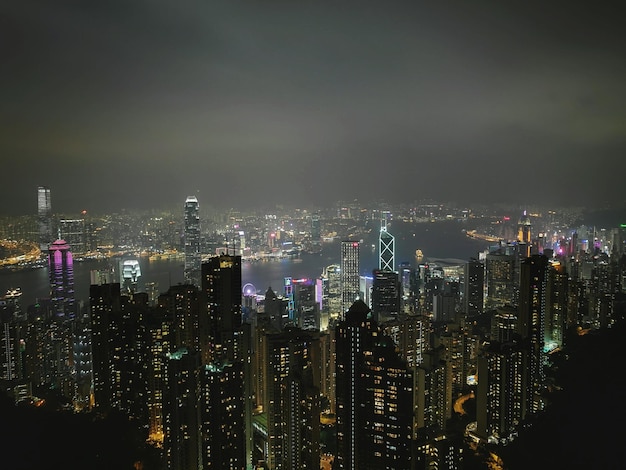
xmin=48 ymin=239 xmax=75 ymax=319
xmin=184 ymin=196 xmax=201 ymax=287
xmin=378 ymin=217 xmax=395 ymax=272
xmin=340 ymin=240 xmax=360 ymax=317
xmin=37 ymin=186 xmax=53 ymax=253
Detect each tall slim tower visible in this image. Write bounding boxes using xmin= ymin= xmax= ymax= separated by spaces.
xmin=184 ymin=196 xmax=201 ymax=287
xmin=198 ymin=254 xmax=246 ymax=469
xmin=48 ymin=239 xmax=75 ymax=318
xmin=378 ymin=218 xmax=395 ymax=272
xmin=200 ymin=254 xmax=243 ymax=363
xmin=464 ymin=258 xmax=485 ymax=316
xmin=37 ymin=186 xmax=53 ymax=253
xmin=340 ymin=240 xmax=360 ymax=317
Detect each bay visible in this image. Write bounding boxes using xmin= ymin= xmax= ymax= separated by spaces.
xmin=1 ymin=220 xmax=489 ymax=309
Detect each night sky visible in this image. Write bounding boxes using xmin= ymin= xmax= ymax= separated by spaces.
xmin=2 ymin=1 xmax=625 ymax=215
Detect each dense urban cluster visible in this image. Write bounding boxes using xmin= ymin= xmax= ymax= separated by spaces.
xmin=1 ymin=187 xmax=625 ymax=469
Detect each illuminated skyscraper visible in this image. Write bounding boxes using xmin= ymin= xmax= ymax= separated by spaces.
xmin=48 ymin=239 xmax=75 ymax=319
xmin=184 ymin=196 xmax=201 ymax=287
xmin=378 ymin=218 xmax=395 ymax=272
xmin=37 ymin=186 xmax=53 ymax=253
xmin=340 ymin=240 xmax=360 ymax=316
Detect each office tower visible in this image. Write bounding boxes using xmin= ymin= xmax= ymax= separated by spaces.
xmin=184 ymin=195 xmax=201 ymax=287
xmin=164 ymin=348 xmax=201 ymax=470
xmin=485 ymin=252 xmax=516 ymax=310
xmin=399 ymin=261 xmax=418 ymax=314
xmin=310 ymin=214 xmax=321 ymax=241
xmin=378 ymin=218 xmax=395 ymax=272
xmin=120 ymin=258 xmax=142 ymax=294
xmin=58 ymin=217 xmax=86 ymax=255
xmin=37 ymin=185 xmax=53 ymax=253
xmin=359 ymin=274 xmax=373 ymax=309
xmin=48 ymin=239 xmax=75 ymax=319
xmin=518 ymin=254 xmax=549 ymax=415
xmin=200 ymin=254 xmax=242 ymax=363
xmin=464 ymin=258 xmax=485 ymax=316
xmin=262 ymin=328 xmax=321 ymax=469
xmin=335 ymin=300 xmax=413 ymax=469
xmin=340 ymin=240 xmax=360 ymax=316
xmin=371 ymin=269 xmax=400 ymax=323
xmin=322 ymin=264 xmax=341 ymax=320
xmin=284 ymin=277 xmax=319 ymax=331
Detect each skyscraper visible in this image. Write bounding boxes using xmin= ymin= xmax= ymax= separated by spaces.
xmin=262 ymin=328 xmax=321 ymax=469
xmin=464 ymin=257 xmax=485 ymax=316
xmin=48 ymin=239 xmax=75 ymax=318
xmin=371 ymin=269 xmax=400 ymax=322
xmin=200 ymin=254 xmax=243 ymax=363
xmin=198 ymin=254 xmax=247 ymax=468
xmin=37 ymin=186 xmax=52 ymax=253
xmin=378 ymin=218 xmax=395 ymax=272
xmin=184 ymin=196 xmax=201 ymax=287
xmin=335 ymin=300 xmax=413 ymax=469
xmin=340 ymin=240 xmax=360 ymax=317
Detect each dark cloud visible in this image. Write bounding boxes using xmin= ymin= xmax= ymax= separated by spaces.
xmin=1 ymin=1 xmax=625 ymax=215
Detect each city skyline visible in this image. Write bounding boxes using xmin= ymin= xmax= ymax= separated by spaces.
xmin=2 ymin=1 xmax=625 ymax=216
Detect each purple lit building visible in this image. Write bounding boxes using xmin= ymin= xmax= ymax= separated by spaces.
xmin=48 ymin=239 xmax=75 ymax=318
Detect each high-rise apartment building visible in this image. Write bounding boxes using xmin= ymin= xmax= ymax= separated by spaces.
xmin=261 ymin=328 xmax=321 ymax=469
xmin=340 ymin=240 xmax=360 ymax=317
xmin=37 ymin=186 xmax=53 ymax=253
xmin=200 ymin=254 xmax=243 ymax=363
xmin=198 ymin=254 xmax=247 ymax=468
xmin=184 ymin=196 xmax=201 ymax=287
xmin=335 ymin=300 xmax=413 ymax=469
xmin=464 ymin=257 xmax=485 ymax=316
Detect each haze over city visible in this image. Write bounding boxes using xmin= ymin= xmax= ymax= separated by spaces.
xmin=2 ymin=1 xmax=625 ymax=215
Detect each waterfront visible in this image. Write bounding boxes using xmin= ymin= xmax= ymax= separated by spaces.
xmin=0 ymin=220 xmax=490 ymax=309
